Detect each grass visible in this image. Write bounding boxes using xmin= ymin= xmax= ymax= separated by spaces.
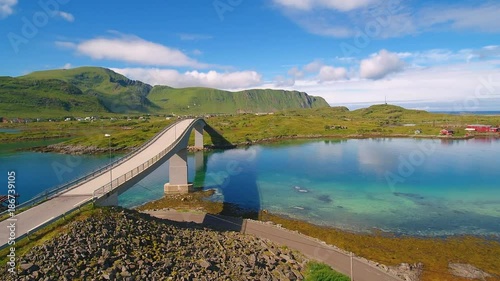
xmin=136 ymin=189 xmax=224 ymax=214
xmin=3 ymin=104 xmax=499 ymax=153
xmin=0 ymin=116 xmax=174 ymax=152
xmin=304 ymin=261 xmax=350 ymax=281
xmin=205 ymin=105 xmax=500 ymax=144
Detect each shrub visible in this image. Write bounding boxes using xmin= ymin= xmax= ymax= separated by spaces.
xmin=304 ymin=262 xmax=350 ymax=281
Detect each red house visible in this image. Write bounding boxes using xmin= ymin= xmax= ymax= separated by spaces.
xmin=466 ymin=124 xmax=492 ymax=132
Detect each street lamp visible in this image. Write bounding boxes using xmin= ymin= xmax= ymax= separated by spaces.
xmin=105 ymin=134 xmax=112 ymax=189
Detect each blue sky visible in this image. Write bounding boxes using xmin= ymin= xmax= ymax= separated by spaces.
xmin=1 ymin=0 xmax=499 ymax=110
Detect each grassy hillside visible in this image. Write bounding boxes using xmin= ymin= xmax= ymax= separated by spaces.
xmin=22 ymin=67 xmax=154 ymax=113
xmin=0 ymin=76 xmax=108 ymax=117
xmin=148 ymin=86 xmax=329 ymax=114
xmin=0 ymin=66 xmax=330 ymax=117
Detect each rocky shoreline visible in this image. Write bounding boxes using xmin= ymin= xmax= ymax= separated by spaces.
xmin=6 ymin=207 xmax=309 ymax=281
xmin=27 ymin=132 xmax=479 ymax=155
xmin=30 ymin=144 xmax=133 ymax=155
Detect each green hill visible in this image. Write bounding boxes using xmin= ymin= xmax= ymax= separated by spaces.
xmin=0 ymin=67 xmax=330 ymax=117
xmin=0 ymin=76 xmax=108 ymax=117
xmin=149 ymin=86 xmax=329 ymax=114
xmin=22 ymin=67 xmax=154 ymax=114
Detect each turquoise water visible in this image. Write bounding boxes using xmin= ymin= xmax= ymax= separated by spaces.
xmin=2 ymin=138 xmax=499 ymax=237
xmin=0 ymin=148 xmax=120 ymax=203
xmin=120 ymin=138 xmax=500 ymax=237
xmin=0 ymin=128 xmax=21 ymax=134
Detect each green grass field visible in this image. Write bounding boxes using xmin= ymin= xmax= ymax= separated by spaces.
xmin=2 ymin=105 xmax=499 ymax=153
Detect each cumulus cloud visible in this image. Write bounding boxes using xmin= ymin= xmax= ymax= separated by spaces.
xmin=57 ymin=11 xmax=75 ymax=22
xmin=0 ymin=0 xmax=17 ymax=18
xmin=303 ymin=60 xmax=324 ymax=73
xmin=360 ymin=49 xmax=405 ymax=79
xmin=62 ymin=63 xmax=72 ymax=69
xmin=264 ymin=61 xmax=500 ymax=111
xmin=112 ymin=68 xmax=262 ymax=90
xmin=67 ymin=33 xmax=208 ymax=68
xmin=284 ymin=60 xmax=348 ymax=83
xmin=318 ymin=65 xmax=347 ymax=82
xmin=288 ymin=66 xmax=303 ymax=79
xmin=272 ymin=0 xmax=378 ymax=12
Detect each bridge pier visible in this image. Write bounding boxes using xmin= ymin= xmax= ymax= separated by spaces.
xmin=194 ymin=123 xmax=204 ymax=149
xmin=164 ymin=148 xmax=193 ymax=194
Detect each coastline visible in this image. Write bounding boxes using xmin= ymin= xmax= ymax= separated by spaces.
xmin=22 ymin=132 xmax=494 ymax=155
xmin=136 ymin=190 xmax=500 ymax=281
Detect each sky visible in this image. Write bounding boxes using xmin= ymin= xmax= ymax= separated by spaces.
xmin=0 ymin=0 xmax=499 ymax=110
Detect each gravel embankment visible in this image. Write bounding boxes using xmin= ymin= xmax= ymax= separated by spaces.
xmin=7 ymin=208 xmax=308 ymax=281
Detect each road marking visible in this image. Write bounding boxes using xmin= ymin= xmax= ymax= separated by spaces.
xmin=73 ymin=197 xmax=92 ymax=207
xmin=29 ymin=217 xmax=55 ymax=233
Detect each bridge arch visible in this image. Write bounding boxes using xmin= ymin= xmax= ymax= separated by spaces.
xmin=96 ymin=118 xmax=228 ymax=206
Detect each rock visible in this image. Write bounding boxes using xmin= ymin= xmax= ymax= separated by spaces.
xmin=2 ymin=208 xmax=310 ymax=280
xmin=449 ymin=263 xmax=492 ymax=279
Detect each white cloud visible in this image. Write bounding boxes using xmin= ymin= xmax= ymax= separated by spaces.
xmin=112 ymin=68 xmax=262 ymax=90
xmin=360 ymin=49 xmax=405 ymax=79
xmin=57 ymin=11 xmax=75 ymax=22
xmin=273 ymin=1 xmax=500 ymax=39
xmin=473 ymin=45 xmax=500 ymax=60
xmin=69 ymin=33 xmax=208 ymax=68
xmin=274 ymin=75 xmax=296 ymax=87
xmin=303 ymin=60 xmax=324 ymax=73
xmin=62 ymin=63 xmax=72 ymax=69
xmin=0 ymin=0 xmax=17 ymax=18
xmin=262 ymin=61 xmax=500 ymax=111
xmin=288 ymin=66 xmax=303 ymax=79
xmin=418 ymin=3 xmax=500 ymax=33
xmin=273 ymin=0 xmax=378 ymax=12
xmin=318 ymin=65 xmax=347 ymax=82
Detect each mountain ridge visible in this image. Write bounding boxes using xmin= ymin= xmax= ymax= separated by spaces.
xmin=0 ymin=67 xmax=330 ymax=117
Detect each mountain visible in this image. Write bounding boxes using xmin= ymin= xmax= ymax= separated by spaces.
xmin=148 ymin=86 xmax=329 ymax=114
xmin=22 ymin=67 xmax=154 ymax=113
xmin=0 ymin=76 xmax=107 ymax=117
xmin=0 ymin=67 xmax=330 ymax=117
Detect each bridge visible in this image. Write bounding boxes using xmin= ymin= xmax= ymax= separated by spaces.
xmin=0 ymin=118 xmax=404 ymax=281
xmin=0 ymin=118 xmax=218 ymax=248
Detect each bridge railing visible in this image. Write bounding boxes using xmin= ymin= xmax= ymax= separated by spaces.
xmin=92 ymin=118 xmax=202 ymax=199
xmin=0 ymin=119 xmax=184 ymax=217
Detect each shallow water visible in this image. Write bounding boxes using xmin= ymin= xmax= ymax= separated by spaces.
xmin=3 ymin=137 xmax=499 ymax=236
xmin=120 ymin=138 xmax=500 ymax=237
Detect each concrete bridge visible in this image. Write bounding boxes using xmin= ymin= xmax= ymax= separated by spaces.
xmin=0 ymin=118 xmax=222 ymax=248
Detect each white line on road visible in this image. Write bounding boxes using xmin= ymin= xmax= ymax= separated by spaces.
xmin=28 ymin=217 xmax=55 ymax=233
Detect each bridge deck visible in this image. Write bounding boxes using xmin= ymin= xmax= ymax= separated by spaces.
xmin=0 ymin=119 xmax=195 ymax=248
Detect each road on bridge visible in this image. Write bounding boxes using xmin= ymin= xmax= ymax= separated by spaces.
xmin=0 ymin=119 xmax=195 ymax=248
